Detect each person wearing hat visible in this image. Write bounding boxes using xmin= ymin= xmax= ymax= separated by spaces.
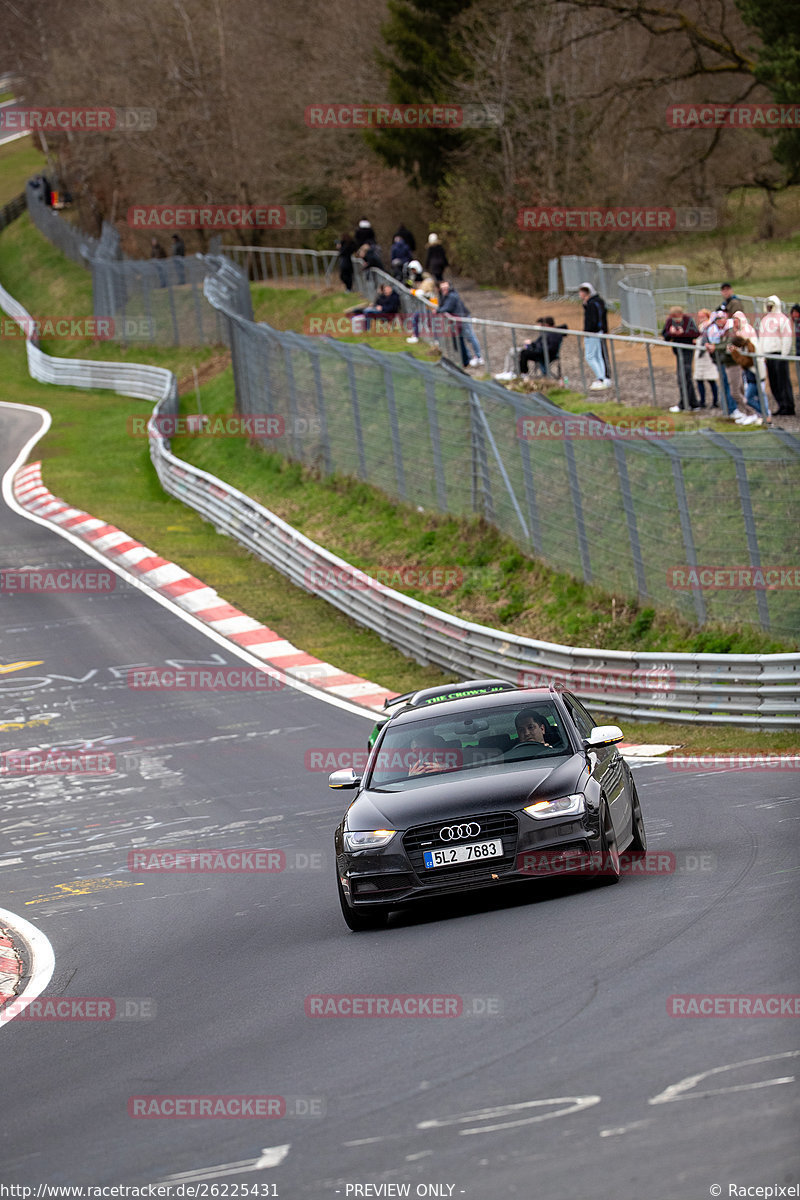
xmin=424 ymin=233 xmax=449 ymax=282
xmin=759 ymin=295 xmax=795 ymax=416
xmin=354 ymin=218 xmax=376 ymax=249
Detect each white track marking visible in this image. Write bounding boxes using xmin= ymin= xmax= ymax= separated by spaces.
xmin=161 ymin=1145 xmax=291 ymax=1182
xmin=649 ymin=1051 xmax=800 ymax=1105
xmin=0 ymin=402 xmax=373 ymax=721
xmin=417 ymin=1095 xmax=601 ymax=1135
xmin=0 ymin=906 xmax=56 ymax=1028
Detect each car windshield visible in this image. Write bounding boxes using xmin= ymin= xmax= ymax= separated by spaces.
xmin=367 ymin=699 xmax=570 ymax=787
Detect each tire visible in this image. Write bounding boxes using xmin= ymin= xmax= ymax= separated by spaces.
xmin=596 ymin=801 xmax=621 ymax=886
xmin=337 ymin=876 xmax=389 ymax=931
xmin=627 ymin=779 xmax=647 ymax=854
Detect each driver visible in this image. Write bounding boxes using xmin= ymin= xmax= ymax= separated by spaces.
xmin=513 ymin=709 xmax=554 ymax=748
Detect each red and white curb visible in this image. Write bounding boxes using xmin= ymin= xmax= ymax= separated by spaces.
xmin=0 ymin=928 xmax=23 ymax=1006
xmin=13 ymin=461 xmax=399 ymax=713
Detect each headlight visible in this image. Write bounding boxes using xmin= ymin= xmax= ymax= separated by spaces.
xmin=523 ymin=793 xmax=585 ymax=820
xmin=344 ymin=829 xmax=397 ymax=851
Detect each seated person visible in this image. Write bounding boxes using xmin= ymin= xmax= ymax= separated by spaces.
xmin=346 ymin=283 xmax=400 ymax=330
xmin=407 ymin=732 xmax=451 ymax=776
xmin=519 ymin=318 xmax=566 ymax=376
xmin=505 ymin=708 xmax=556 ymax=757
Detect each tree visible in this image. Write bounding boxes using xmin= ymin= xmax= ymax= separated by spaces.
xmin=735 ymin=0 xmax=800 ymax=180
xmin=366 ymin=0 xmax=475 ymax=189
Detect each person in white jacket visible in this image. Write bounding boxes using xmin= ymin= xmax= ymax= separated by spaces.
xmin=758 ymin=295 xmax=796 ymax=416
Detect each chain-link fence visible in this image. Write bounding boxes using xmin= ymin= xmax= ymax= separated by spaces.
xmin=25 ymin=184 xmax=252 ymax=345
xmin=204 ymin=277 xmax=800 ymax=640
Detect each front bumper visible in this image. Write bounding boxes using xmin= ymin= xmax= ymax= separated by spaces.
xmin=337 ymin=810 xmax=605 ymax=908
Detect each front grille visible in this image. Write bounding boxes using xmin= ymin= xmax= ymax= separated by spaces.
xmin=403 ymin=812 xmax=518 ymax=880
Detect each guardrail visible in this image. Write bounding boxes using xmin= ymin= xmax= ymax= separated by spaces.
xmin=1 ymin=250 xmax=798 ymax=725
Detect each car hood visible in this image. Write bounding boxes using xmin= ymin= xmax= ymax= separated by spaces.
xmin=345 ymin=754 xmax=586 ymax=829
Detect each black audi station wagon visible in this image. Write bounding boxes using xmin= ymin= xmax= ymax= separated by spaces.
xmin=331 ymin=687 xmax=646 ymax=930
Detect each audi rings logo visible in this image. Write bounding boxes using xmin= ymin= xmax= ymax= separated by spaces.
xmin=439 ymin=823 xmax=481 ymax=842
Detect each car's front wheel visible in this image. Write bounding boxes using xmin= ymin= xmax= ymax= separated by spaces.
xmin=337 ymin=876 xmax=389 ymax=931
xmin=596 ymin=801 xmax=621 ymax=886
xmin=627 ymin=779 xmax=647 ymax=854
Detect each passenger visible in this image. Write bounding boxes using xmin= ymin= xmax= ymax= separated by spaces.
xmin=408 ymin=733 xmax=450 ymax=776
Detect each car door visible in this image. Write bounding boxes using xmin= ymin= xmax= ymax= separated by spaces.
xmin=563 ymin=693 xmax=631 ymax=846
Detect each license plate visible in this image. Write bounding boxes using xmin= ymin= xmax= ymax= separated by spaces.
xmin=423 ymin=839 xmax=503 ymax=869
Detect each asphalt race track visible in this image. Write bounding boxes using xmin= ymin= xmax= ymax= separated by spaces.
xmin=1 ymin=403 xmax=798 ymax=1199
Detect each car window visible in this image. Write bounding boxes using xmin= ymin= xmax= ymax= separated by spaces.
xmin=367 ymin=699 xmax=568 ymax=786
xmin=563 ymin=693 xmax=595 ymax=739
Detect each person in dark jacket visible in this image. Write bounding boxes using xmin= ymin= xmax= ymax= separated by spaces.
xmin=170 ymin=233 xmax=185 ymax=284
xmin=336 ymin=233 xmax=357 ymax=291
xmin=347 ymin=283 xmax=400 ymax=330
xmin=578 ymin=282 xmax=610 ymax=388
xmin=662 ymin=305 xmax=699 ymax=410
xmin=438 ymin=281 xmax=484 ymax=366
xmin=719 ymin=282 xmax=742 ymax=313
xmin=424 ymin=233 xmax=449 ymax=282
xmin=150 ymin=237 xmax=167 ymax=287
xmin=354 ymin=218 xmax=376 ymax=248
xmin=519 ymin=318 xmax=566 ymax=376
xmin=394 ymin=223 xmax=416 ymax=253
xmin=389 ymin=235 xmax=412 ymax=280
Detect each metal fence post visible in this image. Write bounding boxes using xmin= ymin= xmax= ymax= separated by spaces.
xmin=656 ymin=442 xmax=707 ymax=625
xmin=345 ymin=357 xmax=367 ymax=480
xmin=383 ymin=363 xmax=407 ymax=501
xmin=424 ymin=374 xmax=448 ymax=510
xmin=612 ymin=439 xmax=648 ymax=601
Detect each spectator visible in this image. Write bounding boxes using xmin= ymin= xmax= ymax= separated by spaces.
xmin=406 ymin=268 xmax=438 ymax=343
xmin=389 ymin=234 xmax=412 ymax=281
xmin=346 ymin=282 xmax=400 ymax=331
xmin=438 ymin=280 xmax=484 ymax=367
xmin=170 ymin=233 xmax=185 ymax=284
xmin=791 ymin=303 xmax=800 ymax=357
xmin=705 ymin=310 xmax=736 ymax=415
xmin=335 ymin=232 xmax=357 ymax=292
xmin=691 ymin=308 xmax=719 ymax=408
xmin=393 ymin=223 xmax=416 ymax=254
xmin=150 ymin=237 xmax=167 ymax=287
xmin=424 ymin=233 xmax=449 ymax=282
xmin=714 ymin=312 xmax=760 ymax=424
xmin=578 ymin=282 xmax=611 ymax=389
xmin=662 ymin=305 xmax=699 ymax=411
xmin=719 ymin=282 xmax=742 ymax=313
xmin=519 ymin=318 xmax=566 ymax=377
xmin=729 ymin=310 xmax=767 ymax=424
xmin=355 ymin=239 xmax=385 ymax=278
xmin=354 ymin=218 xmax=376 ymax=248
xmin=758 ymin=295 xmax=795 ymax=416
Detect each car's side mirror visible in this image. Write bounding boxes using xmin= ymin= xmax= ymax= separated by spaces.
xmin=328 ymin=768 xmax=362 ymax=789
xmin=584 ymin=725 xmax=624 ymax=749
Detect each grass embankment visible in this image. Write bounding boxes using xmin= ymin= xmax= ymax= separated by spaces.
xmin=645 ymin=186 xmax=800 ymax=300
xmin=0 ymin=136 xmax=43 ymax=206
xmin=0 ymin=163 xmax=796 ymax=748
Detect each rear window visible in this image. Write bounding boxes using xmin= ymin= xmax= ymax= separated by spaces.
xmin=367 ymin=699 xmax=570 ymax=787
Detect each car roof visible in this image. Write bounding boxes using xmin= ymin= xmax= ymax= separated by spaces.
xmin=386 ymin=687 xmax=563 ymax=728
xmin=383 ymin=678 xmax=518 ymax=711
